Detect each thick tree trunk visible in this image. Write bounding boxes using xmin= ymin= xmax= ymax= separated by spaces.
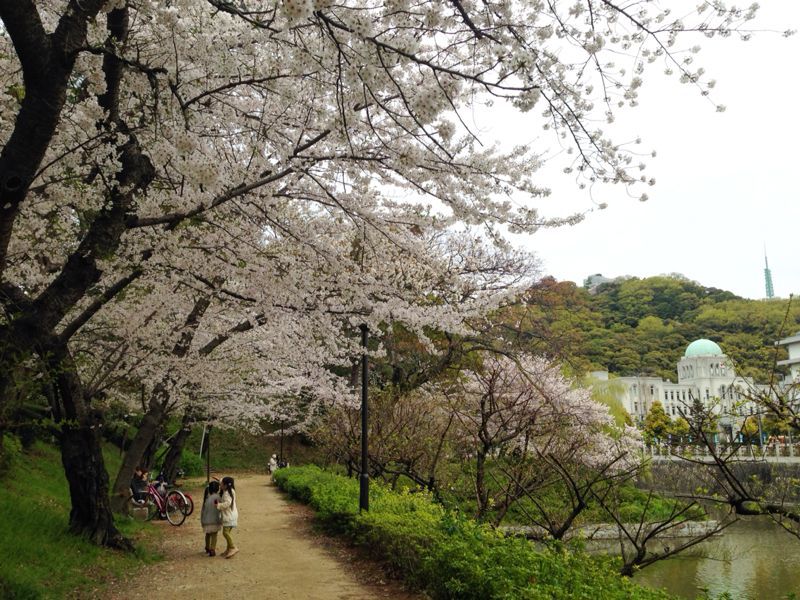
xmin=160 ymin=410 xmax=194 ymax=484
xmin=60 ymin=420 xmax=131 ymax=549
xmin=47 ymin=346 xmax=132 ymax=550
xmin=109 ymin=383 xmax=170 ymax=513
xmin=141 ymin=429 xmax=163 ymax=472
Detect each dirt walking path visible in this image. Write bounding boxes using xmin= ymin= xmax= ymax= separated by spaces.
xmin=108 ymin=474 xmax=423 ymax=600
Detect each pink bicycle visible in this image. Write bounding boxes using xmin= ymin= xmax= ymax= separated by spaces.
xmin=124 ymin=481 xmax=189 ymax=526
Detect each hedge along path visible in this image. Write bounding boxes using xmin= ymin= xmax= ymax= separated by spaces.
xmin=108 ymin=474 xmax=422 ymax=600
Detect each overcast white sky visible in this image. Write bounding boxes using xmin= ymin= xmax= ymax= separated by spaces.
xmin=484 ymin=2 xmax=800 ymax=300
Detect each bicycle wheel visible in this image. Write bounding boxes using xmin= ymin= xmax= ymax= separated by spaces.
xmin=165 ymin=491 xmax=187 ymax=526
xmin=180 ymin=493 xmax=194 ymax=517
xmin=169 ymin=490 xmax=192 ymax=517
xmin=124 ymin=494 xmax=156 ymax=522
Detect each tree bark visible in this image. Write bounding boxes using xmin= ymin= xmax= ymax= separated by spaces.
xmin=109 ymin=381 xmax=170 ymax=512
xmin=45 ymin=345 xmax=132 ymax=550
xmin=160 ymin=410 xmax=194 ymax=484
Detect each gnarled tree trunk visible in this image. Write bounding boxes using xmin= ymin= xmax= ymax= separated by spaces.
xmin=46 ymin=346 xmax=132 ymax=550
xmin=109 ymin=382 xmax=170 ymax=512
xmin=160 ymin=409 xmax=195 ymax=484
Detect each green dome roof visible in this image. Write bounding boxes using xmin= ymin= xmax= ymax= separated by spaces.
xmin=684 ymin=339 xmax=723 ymax=357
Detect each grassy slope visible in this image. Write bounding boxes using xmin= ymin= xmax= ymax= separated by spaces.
xmin=0 ymin=438 xmax=161 ymax=599
xmin=182 ymin=425 xmax=322 ymax=473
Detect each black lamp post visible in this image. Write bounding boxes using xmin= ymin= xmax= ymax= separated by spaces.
xmin=359 ymin=324 xmax=369 ymax=511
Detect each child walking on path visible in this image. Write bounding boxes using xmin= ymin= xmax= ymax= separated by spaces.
xmin=217 ymin=476 xmax=239 ymax=558
xmin=201 ymin=480 xmax=223 ymax=556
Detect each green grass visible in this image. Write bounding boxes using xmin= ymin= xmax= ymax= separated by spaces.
xmin=0 ymin=437 xmax=162 ymax=599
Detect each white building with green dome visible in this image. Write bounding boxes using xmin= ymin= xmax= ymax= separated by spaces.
xmin=610 ymin=338 xmax=761 ymax=428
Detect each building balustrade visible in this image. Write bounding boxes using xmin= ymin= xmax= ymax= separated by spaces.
xmin=645 ymin=442 xmax=800 ymax=463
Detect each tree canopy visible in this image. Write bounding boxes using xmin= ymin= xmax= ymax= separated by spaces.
xmin=505 ymin=275 xmax=800 ymax=383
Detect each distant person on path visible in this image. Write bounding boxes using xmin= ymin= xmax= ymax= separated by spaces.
xmin=217 ymin=476 xmax=239 ymax=558
xmin=268 ymin=454 xmax=278 ymax=475
xmin=201 ymin=480 xmax=223 ymax=557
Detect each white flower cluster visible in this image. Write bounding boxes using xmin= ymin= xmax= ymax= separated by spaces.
xmin=282 ymin=0 xmax=313 ymax=22
xmin=445 ymin=353 xmax=642 ymax=475
xmin=410 ymin=87 xmax=443 ymax=124
xmin=583 ymin=32 xmax=605 ymax=55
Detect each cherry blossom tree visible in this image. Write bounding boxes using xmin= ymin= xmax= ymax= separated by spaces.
xmin=441 ymin=353 xmax=641 ymax=521
xmin=313 ymin=386 xmax=456 ymax=490
xmin=83 ymin=225 xmax=538 ymax=510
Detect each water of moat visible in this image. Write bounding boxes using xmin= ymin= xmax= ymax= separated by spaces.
xmin=625 ymin=518 xmax=800 ymax=599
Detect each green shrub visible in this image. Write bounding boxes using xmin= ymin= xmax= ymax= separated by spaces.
xmin=179 ymin=448 xmax=205 ymax=477
xmin=274 ymin=466 xmax=674 ymax=600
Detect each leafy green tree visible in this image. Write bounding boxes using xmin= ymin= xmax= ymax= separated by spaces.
xmin=763 ymin=413 xmax=792 ymax=437
xmin=493 ymin=277 xmax=598 ymax=370
xmin=741 ymin=416 xmax=760 ymax=444
xmin=685 ymin=398 xmax=720 ymax=439
xmin=644 ymin=401 xmax=670 ymax=443
xmin=668 ymin=417 xmax=690 ymax=442
xmin=584 ymin=377 xmax=632 ymax=427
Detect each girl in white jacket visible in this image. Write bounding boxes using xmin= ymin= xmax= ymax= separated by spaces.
xmin=216 ymin=476 xmax=239 ymax=558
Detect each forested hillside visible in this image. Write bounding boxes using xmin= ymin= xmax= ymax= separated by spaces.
xmin=512 ymin=275 xmax=800 ymax=383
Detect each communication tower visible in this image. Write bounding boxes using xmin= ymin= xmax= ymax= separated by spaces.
xmin=764 ymin=249 xmax=775 ymax=299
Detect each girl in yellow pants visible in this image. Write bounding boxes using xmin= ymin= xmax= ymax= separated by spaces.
xmin=217 ymin=477 xmax=239 ymax=558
